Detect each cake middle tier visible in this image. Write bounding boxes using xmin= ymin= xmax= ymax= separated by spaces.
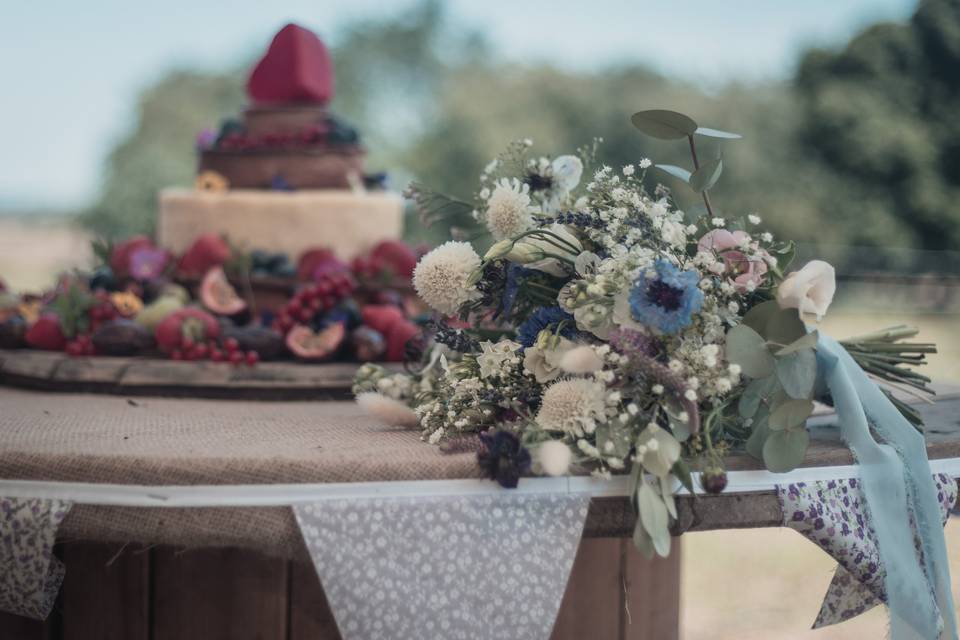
xmin=157 ymin=189 xmax=405 ymax=260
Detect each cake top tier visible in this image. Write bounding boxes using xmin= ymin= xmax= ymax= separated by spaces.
xmin=247 ymin=23 xmax=334 ymax=106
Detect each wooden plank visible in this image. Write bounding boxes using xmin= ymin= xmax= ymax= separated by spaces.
xmin=622 ymin=539 xmax=680 ymax=640
xmin=0 ymin=350 xmax=62 ymax=379
xmin=288 ymin=561 xmax=342 ymax=640
xmin=552 ymin=538 xmax=681 ymax=640
xmin=51 ymin=356 xmax=129 ymax=384
xmin=551 ymin=538 xmax=622 ymax=640
xmin=151 ymin=547 xmax=288 ymax=640
xmin=61 ymin=543 xmax=149 ymax=640
xmin=0 ymin=612 xmax=53 ymax=640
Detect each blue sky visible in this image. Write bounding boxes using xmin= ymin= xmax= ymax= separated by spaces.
xmin=0 ymin=0 xmax=915 ymax=210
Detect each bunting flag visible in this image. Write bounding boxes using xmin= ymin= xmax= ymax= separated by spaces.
xmin=780 ymin=473 xmax=957 ymax=629
xmin=295 ymin=492 xmax=589 ymax=640
xmin=0 ymin=497 xmax=72 ymax=620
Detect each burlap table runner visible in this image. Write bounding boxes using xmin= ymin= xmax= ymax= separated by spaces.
xmin=0 ymin=387 xmax=479 ymax=561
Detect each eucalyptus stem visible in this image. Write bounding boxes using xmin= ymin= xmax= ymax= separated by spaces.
xmin=687 ymin=134 xmax=716 ymax=219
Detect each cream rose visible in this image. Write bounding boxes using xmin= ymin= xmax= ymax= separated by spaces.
xmin=776 ymin=260 xmax=836 ymax=320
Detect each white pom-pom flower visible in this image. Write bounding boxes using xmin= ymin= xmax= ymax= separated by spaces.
xmin=356 ymin=392 xmax=419 ymax=428
xmin=412 ymin=241 xmax=482 ymax=315
xmin=485 ymin=179 xmax=536 ymax=240
xmin=535 ymin=378 xmax=607 ymax=436
xmin=537 ymin=440 xmax=573 ymax=476
xmin=559 ymin=345 xmax=605 ymax=374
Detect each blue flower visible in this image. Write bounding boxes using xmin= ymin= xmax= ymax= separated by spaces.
xmin=628 ymin=259 xmax=703 ymax=334
xmin=497 ymin=264 xmax=530 ymax=319
xmin=516 ymin=306 xmax=574 ymax=347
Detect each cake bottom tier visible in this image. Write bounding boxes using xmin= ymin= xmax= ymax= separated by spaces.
xmin=157 ymin=189 xmax=404 ymax=260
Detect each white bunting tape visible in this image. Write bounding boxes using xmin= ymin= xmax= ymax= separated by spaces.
xmin=0 ymin=457 xmax=957 ymax=507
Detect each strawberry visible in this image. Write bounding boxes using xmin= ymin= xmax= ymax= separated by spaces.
xmin=177 ymin=234 xmax=230 ymax=277
xmin=370 ymin=240 xmax=418 ymax=279
xmin=25 ymin=313 xmax=67 ymax=351
xmin=385 ymin=320 xmax=420 ymax=362
xmin=360 ymin=304 xmax=405 ymax=334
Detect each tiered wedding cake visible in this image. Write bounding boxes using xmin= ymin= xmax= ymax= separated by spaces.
xmin=157 ymin=23 xmax=404 ymax=260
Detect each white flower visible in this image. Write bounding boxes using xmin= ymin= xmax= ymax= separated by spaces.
xmin=516 ymin=224 xmax=582 ymax=277
xmin=575 ymin=251 xmax=601 ymax=276
xmin=356 ymin=392 xmax=419 ymax=428
xmin=776 ymin=260 xmax=836 ymax=320
xmin=476 ymin=339 xmax=522 ymax=378
xmin=711 ymin=217 xmax=726 ymax=227
xmin=660 ymin=220 xmax=687 ymax=247
xmin=748 ymin=214 xmax=762 ymax=225
xmin=537 ymin=440 xmax=573 ymax=476
xmin=523 ymin=338 xmax=574 ymax=383
xmin=622 ymin=164 xmax=635 ymax=176
xmin=485 ymin=179 xmax=536 ymax=240
xmin=559 ymin=345 xmax=605 ymax=374
xmin=551 ymin=155 xmax=583 ymax=192
xmin=412 ymin=241 xmax=482 ymax=315
xmin=536 ymin=378 xmax=608 ymax=436
xmin=761 ymin=232 xmax=773 ymax=243
xmin=639 ymin=158 xmax=652 ymax=169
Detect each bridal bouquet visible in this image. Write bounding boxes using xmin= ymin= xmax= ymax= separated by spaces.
xmin=353 ymin=110 xmax=935 ymax=558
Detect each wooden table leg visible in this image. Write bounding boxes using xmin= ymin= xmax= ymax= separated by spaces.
xmin=551 ymin=538 xmax=681 ymax=640
xmin=61 ymin=543 xmax=149 ymax=640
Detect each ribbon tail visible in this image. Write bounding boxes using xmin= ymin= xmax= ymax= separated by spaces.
xmin=817 ymin=334 xmax=957 ymax=640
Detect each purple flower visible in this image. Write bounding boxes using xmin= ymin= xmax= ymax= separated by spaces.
xmin=477 ymin=430 xmax=531 ymax=489
xmin=129 ymin=247 xmax=169 ymax=281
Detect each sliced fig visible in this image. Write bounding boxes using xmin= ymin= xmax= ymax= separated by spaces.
xmin=286 ymin=322 xmax=345 ymax=361
xmin=221 ymin=326 xmax=286 ymax=361
xmin=91 ymin=319 xmax=155 ymax=356
xmin=200 ymin=267 xmax=247 ymax=316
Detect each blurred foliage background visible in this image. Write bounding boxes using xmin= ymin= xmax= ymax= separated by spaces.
xmin=78 ymin=0 xmax=960 ymax=272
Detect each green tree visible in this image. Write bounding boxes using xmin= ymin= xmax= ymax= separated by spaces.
xmin=795 ymin=0 xmax=960 ymax=252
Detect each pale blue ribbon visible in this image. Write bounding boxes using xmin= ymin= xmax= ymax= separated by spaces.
xmin=817 ymin=334 xmax=956 ymax=639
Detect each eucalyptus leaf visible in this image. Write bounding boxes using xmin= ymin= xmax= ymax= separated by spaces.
xmin=637 ymin=482 xmax=671 ymax=557
xmin=655 ymin=164 xmax=692 ymax=183
xmin=768 ymin=398 xmax=814 ymax=431
xmin=744 ymin=420 xmax=770 ymax=460
xmin=738 ymin=375 xmax=777 ymax=418
xmin=595 ymin=424 xmax=632 ymax=458
xmin=777 ymin=330 xmax=819 ymax=356
xmin=660 ymin=475 xmax=677 ymax=519
xmin=631 ymin=109 xmax=698 ymax=139
xmin=695 ymin=127 xmax=743 ymax=139
xmin=689 ymin=156 xmax=723 ymax=193
xmin=762 ymin=429 xmax=810 ymax=473
xmin=725 ymin=324 xmax=775 ymax=378
xmin=775 ymin=349 xmax=817 ymax=399
xmin=632 ymin=519 xmax=656 ymax=559
xmin=742 ymin=300 xmax=779 ymax=338
xmin=766 ymin=307 xmax=807 ymax=346
xmin=672 ymin=459 xmax=696 ymax=495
